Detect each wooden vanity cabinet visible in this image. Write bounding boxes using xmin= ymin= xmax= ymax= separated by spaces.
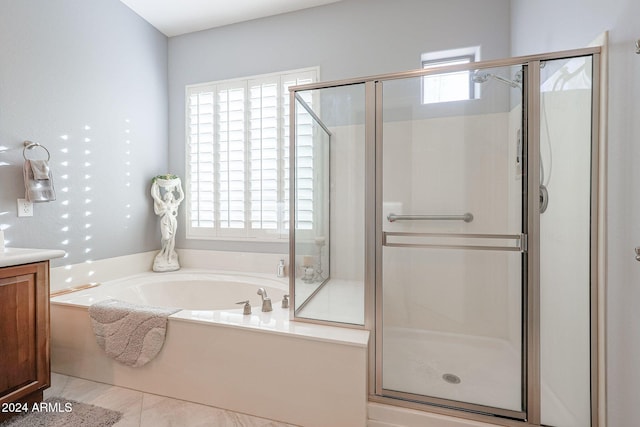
xmin=0 ymin=261 xmax=50 ymax=417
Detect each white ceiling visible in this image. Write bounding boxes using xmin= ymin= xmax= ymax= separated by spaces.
xmin=119 ymin=0 xmax=342 ymax=37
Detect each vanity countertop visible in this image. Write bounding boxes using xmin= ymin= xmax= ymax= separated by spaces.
xmin=0 ymin=247 xmax=66 ymax=268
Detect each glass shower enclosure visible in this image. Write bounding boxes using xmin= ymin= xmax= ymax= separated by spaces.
xmin=289 ymin=47 xmax=600 ymax=427
xmin=290 ymin=83 xmax=367 ymax=325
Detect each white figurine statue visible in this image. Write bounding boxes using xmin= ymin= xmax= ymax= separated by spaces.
xmin=151 ymin=174 xmax=184 ymax=272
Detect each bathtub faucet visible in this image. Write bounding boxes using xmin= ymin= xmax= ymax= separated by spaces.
xmin=257 ymin=288 xmax=272 ymax=312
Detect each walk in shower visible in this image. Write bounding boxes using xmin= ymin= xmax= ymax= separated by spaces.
xmin=289 ymin=47 xmax=600 ymax=427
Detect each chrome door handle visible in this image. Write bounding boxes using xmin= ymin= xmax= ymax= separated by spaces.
xmin=635 ymin=247 xmax=640 ymax=261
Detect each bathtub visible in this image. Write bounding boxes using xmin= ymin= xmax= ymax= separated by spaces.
xmin=50 ymin=268 xmax=369 ymax=427
xmin=51 ymin=269 xmax=289 ymax=311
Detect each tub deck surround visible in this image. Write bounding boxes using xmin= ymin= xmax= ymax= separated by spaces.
xmin=0 ymin=247 xmax=65 ymax=267
xmin=50 ymin=249 xmax=287 ymax=293
xmin=50 ymin=266 xmax=369 ymax=427
xmin=173 ymin=299 xmax=369 ymax=347
xmin=51 ymin=268 xmax=368 ymax=348
xmin=50 ymin=250 xmax=158 ymax=293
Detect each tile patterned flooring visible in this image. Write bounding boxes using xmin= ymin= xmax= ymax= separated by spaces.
xmin=45 ymin=373 xmax=298 ymax=427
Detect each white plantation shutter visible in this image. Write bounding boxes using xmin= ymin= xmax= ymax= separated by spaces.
xmin=282 ymin=72 xmax=315 ymax=232
xmin=186 ymin=68 xmax=318 ymax=240
xmin=249 ymin=78 xmax=278 ymax=233
xmin=188 ymin=89 xmax=215 ymax=229
xmin=292 ymin=95 xmax=315 ymax=230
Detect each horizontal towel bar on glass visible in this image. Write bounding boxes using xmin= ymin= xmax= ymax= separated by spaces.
xmin=387 ymin=213 xmax=474 ymax=223
xmin=383 ymin=232 xmax=526 ymax=252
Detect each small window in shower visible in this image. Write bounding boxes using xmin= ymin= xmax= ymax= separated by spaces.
xmin=421 ymin=46 xmax=480 ymax=104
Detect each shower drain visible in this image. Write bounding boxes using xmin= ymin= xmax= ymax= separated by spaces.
xmin=442 ymin=373 xmax=461 ymax=384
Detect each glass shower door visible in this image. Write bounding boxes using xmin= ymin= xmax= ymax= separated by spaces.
xmin=377 ymin=65 xmax=526 ymax=416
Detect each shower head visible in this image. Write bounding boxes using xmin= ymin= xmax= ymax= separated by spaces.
xmin=472 ymin=71 xmax=522 ymax=89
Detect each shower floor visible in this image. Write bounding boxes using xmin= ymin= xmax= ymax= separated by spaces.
xmin=382 ymin=327 xmax=522 ymax=412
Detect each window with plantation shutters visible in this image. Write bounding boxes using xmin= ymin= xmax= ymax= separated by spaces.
xmin=186 ymin=68 xmax=318 ymax=240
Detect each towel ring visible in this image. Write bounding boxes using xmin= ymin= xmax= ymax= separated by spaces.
xmin=23 ymin=141 xmax=51 ymax=161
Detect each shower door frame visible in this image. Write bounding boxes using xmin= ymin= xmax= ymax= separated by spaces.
xmin=288 ymin=45 xmax=602 ymax=427
xmin=372 ymin=59 xmax=530 ymax=422
xmin=369 ymin=47 xmax=602 ymax=426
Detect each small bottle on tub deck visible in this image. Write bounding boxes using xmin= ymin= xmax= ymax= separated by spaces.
xmin=277 ymin=259 xmax=286 ymax=277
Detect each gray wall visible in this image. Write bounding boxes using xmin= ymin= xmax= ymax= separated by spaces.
xmin=168 ymin=0 xmax=512 ymax=252
xmin=0 ymin=0 xmax=168 ymax=266
xmin=511 ymin=1 xmax=640 ymax=426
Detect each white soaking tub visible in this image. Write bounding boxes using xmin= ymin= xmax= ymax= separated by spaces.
xmin=50 ymin=268 xmax=369 ymax=427
xmin=51 ymin=269 xmax=288 ymax=310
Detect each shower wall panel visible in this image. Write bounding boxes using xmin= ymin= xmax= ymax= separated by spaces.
xmin=330 ymin=125 xmax=366 ymax=282
xmin=539 ymin=85 xmax=592 ymax=427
